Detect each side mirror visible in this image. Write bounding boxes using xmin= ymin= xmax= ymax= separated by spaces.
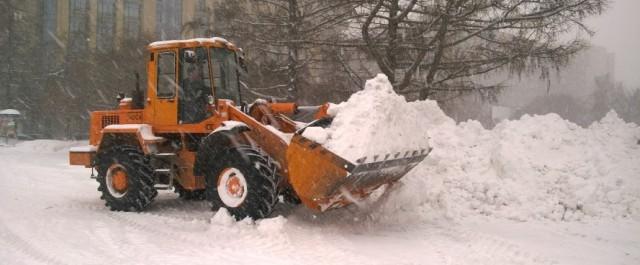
xmin=116 ymin=92 xmax=125 ymax=102
xmin=132 ymin=72 xmax=145 ymax=109
xmin=238 ymin=55 xmax=248 ymax=75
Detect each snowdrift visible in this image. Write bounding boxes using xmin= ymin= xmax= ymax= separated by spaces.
xmin=13 ymin=139 xmax=84 ymax=153
xmin=316 ymin=74 xmax=640 ymax=222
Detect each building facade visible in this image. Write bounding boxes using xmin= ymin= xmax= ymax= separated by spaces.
xmin=1 ymin=0 xmax=232 ymax=138
xmin=42 ymin=0 xmax=219 ymax=55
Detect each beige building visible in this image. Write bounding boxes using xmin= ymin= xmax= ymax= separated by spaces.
xmin=44 ymin=0 xmax=219 ymax=54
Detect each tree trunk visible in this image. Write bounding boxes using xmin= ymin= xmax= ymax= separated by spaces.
xmin=4 ymin=1 xmax=14 ymax=108
xmin=287 ymin=0 xmax=300 ymax=101
xmin=386 ymin=0 xmax=399 ymax=86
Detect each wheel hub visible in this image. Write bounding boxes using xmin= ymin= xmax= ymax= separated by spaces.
xmin=112 ymin=169 xmax=128 ymax=192
xmin=217 ymin=168 xmax=248 ymax=207
xmin=226 ymin=176 xmax=244 ymax=198
xmin=106 ymin=164 xmax=129 ymax=198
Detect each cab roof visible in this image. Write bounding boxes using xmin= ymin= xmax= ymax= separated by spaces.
xmin=0 ymin=109 xmax=20 ymax=115
xmin=147 ymin=37 xmax=240 ymax=52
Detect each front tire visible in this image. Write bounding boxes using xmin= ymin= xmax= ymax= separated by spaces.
xmin=203 ymin=144 xmax=280 ymax=220
xmin=95 ymin=145 xmax=157 ymax=211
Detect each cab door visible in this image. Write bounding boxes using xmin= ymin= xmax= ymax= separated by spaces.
xmin=154 ymin=51 xmax=178 ymax=125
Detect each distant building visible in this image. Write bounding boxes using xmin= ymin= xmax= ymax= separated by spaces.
xmin=2 ymin=0 xmax=233 ymax=138
xmin=41 ymin=0 xmax=221 ymax=56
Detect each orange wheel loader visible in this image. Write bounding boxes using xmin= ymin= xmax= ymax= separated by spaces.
xmin=69 ymin=38 xmax=431 ymax=220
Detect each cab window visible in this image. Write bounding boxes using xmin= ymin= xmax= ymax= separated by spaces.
xmin=210 ymin=47 xmax=240 ymax=103
xmin=157 ymin=52 xmax=176 ymax=98
xmin=178 ymin=47 xmax=212 ymax=123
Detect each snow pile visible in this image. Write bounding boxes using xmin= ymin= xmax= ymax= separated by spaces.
xmin=210 ymin=208 xmax=236 ymax=226
xmin=313 ymin=74 xmax=640 ymax=222
xmin=13 ymin=140 xmax=84 ymax=153
xmin=302 ymin=74 xmax=432 ymax=162
xmin=378 ymin=109 xmax=640 ymax=222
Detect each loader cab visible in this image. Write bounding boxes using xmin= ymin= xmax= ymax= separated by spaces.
xmin=146 ymin=38 xmax=243 ymax=126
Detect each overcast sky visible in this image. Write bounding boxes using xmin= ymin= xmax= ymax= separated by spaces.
xmin=587 ymin=0 xmax=640 ymax=89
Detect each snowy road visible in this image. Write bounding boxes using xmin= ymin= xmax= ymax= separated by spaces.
xmin=0 ymin=141 xmax=638 ymax=265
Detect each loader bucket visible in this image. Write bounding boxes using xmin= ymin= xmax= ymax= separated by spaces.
xmin=286 ymin=134 xmax=431 ymax=211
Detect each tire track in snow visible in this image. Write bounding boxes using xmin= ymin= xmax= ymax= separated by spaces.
xmin=100 ymin=211 xmax=334 ymax=264
xmin=59 ymin=201 xmax=371 ymax=264
xmin=302 ymin=211 xmax=551 ymax=265
xmin=63 ymin=199 xmax=210 ymax=224
xmin=60 ymin=202 xmax=289 ymax=264
xmin=0 ymin=220 xmax=67 ymax=265
xmin=284 ymin=207 xmax=453 ymax=265
xmin=143 ymin=198 xmax=212 ymax=222
xmin=427 ymin=223 xmax=554 ymax=265
xmin=86 ymin=216 xmax=150 ymax=264
xmin=48 ymin=202 xmax=208 ymax=263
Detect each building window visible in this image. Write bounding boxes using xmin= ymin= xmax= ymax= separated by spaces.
xmin=124 ymin=0 xmax=141 ymax=40
xmin=43 ymin=0 xmax=57 ymax=41
xmin=97 ymin=0 xmax=115 ymax=52
xmin=69 ymin=0 xmax=89 ymax=53
xmin=42 ymin=0 xmax=57 ymax=67
xmin=194 ymin=0 xmax=211 ymax=37
xmin=156 ymin=0 xmax=182 ymax=40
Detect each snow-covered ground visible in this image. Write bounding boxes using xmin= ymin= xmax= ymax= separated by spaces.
xmin=1 ymin=75 xmax=639 ymax=264
xmin=0 ymin=141 xmax=638 ymax=264
xmin=1 ymin=128 xmax=638 ymax=264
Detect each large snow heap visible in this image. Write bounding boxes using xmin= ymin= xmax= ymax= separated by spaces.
xmin=308 ymin=74 xmax=640 ymax=222
xmin=302 ymin=74 xmax=432 ymax=162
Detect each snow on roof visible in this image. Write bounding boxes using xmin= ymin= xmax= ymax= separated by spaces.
xmin=148 ymin=37 xmax=235 ymax=50
xmin=0 ymin=109 xmax=20 ymax=115
xmin=210 ymin=37 xmax=229 ymax=44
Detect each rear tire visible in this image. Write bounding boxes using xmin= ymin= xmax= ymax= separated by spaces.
xmin=95 ymin=145 xmax=157 ymax=211
xmin=202 ymin=144 xmax=280 ymax=220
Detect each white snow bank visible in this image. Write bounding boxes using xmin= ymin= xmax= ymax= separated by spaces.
xmin=310 ymin=74 xmax=640 ymax=222
xmin=377 ymin=109 xmax=640 ymax=222
xmin=13 ymin=140 xmax=86 ymax=153
xmin=302 ymin=74 xmax=431 ymax=162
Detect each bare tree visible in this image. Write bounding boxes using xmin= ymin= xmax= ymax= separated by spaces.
xmin=0 ymin=0 xmax=17 ymax=108
xmin=349 ymin=0 xmax=608 ymax=100
xmin=0 ymin=0 xmax=50 ymax=134
xmin=226 ymin=0 xmax=361 ymax=102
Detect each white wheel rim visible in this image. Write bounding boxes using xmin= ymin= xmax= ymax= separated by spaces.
xmin=106 ymin=164 xmax=128 ymax=198
xmin=217 ymin=167 xmax=248 ymax=207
